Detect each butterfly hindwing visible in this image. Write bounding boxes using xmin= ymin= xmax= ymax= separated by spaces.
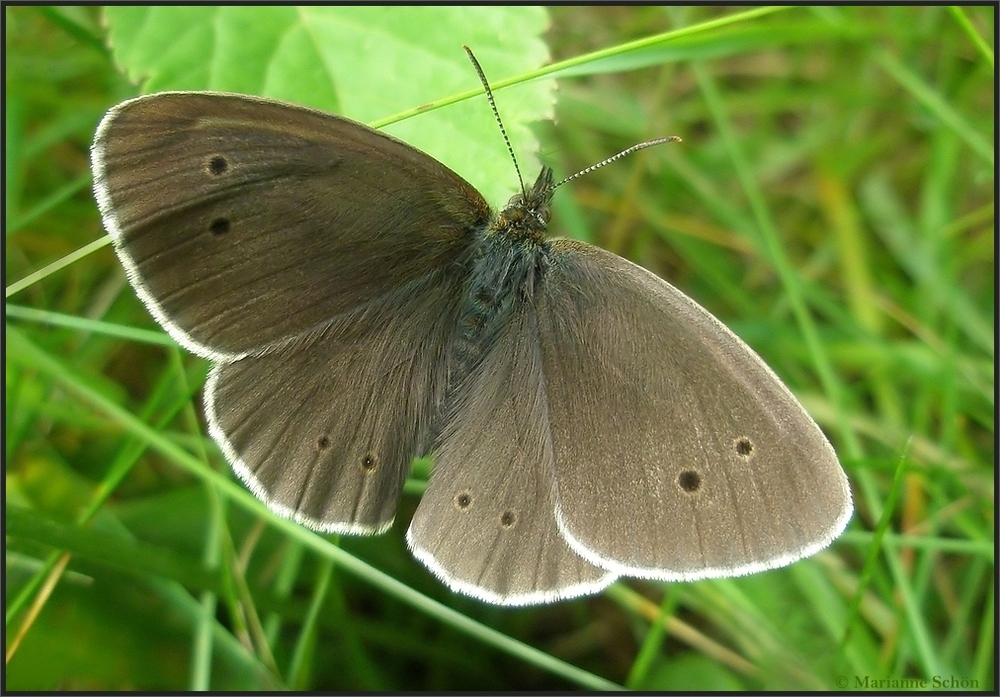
xmin=207 ymin=270 xmax=466 ymax=533
xmin=407 ymin=296 xmax=615 ymax=604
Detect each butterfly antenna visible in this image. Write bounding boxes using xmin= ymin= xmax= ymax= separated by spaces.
xmin=464 ymin=45 xmax=526 ymax=195
xmin=551 ymin=136 xmax=682 ymax=192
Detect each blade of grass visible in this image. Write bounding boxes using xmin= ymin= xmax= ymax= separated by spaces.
xmin=869 ymin=48 xmax=992 ymax=166
xmin=947 ymin=6 xmax=994 ymax=70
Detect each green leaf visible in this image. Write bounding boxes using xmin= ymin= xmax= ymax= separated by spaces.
xmin=101 ymin=6 xmax=552 ymax=204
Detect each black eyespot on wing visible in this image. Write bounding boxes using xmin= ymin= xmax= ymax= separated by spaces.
xmin=499 ymin=510 xmax=516 ymax=528
xmin=454 ymin=491 xmax=472 ymax=510
xmin=361 ymin=454 xmax=376 ymax=472
xmin=677 ymin=470 xmax=701 ymax=493
xmin=209 ymin=217 xmax=230 ymax=235
xmin=207 ymin=155 xmax=228 ymax=175
xmin=734 ymin=436 xmax=754 ymax=458
xmin=316 ymin=435 xmax=330 ymax=450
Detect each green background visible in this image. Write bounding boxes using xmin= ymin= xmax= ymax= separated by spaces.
xmin=5 ymin=5 xmax=994 ymax=691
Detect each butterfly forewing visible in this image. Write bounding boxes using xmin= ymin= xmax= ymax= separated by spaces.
xmin=92 ymin=92 xmax=490 ymax=360
xmin=538 ymin=240 xmax=853 ymax=579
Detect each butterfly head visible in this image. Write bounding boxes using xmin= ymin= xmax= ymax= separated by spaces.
xmin=491 ymin=167 xmax=554 ymax=244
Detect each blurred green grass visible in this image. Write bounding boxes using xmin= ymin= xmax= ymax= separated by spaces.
xmin=5 ymin=5 xmax=994 ymax=691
